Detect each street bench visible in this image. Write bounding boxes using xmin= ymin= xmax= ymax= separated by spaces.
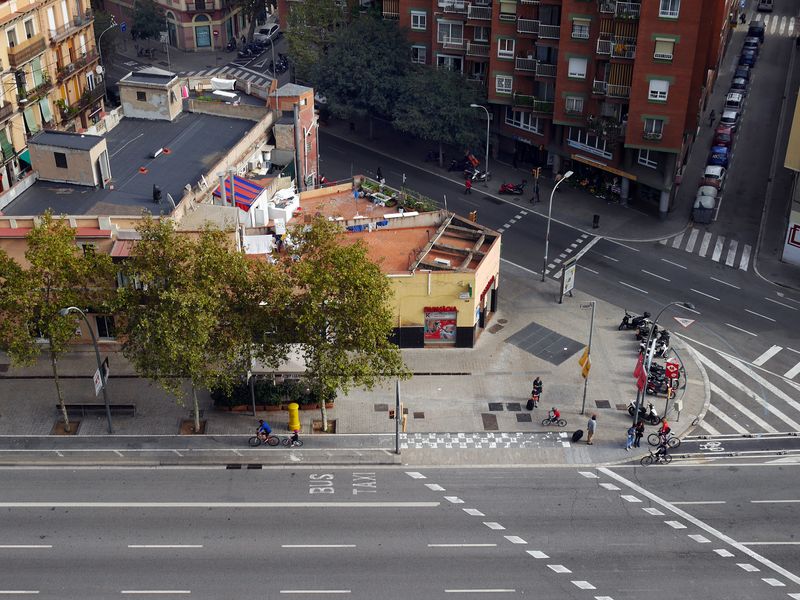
xmin=57 ymin=403 xmax=137 ymax=417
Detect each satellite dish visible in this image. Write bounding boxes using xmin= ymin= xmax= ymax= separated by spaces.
xmin=95 ymin=65 xmax=104 ymax=74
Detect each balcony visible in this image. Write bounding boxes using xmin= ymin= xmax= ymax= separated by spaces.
xmin=599 ymin=0 xmax=616 ymax=13
xmin=538 ymin=24 xmax=560 ymax=40
xmin=49 ymin=10 xmax=94 ymax=43
xmin=56 ymin=48 xmax=100 ymax=81
xmin=515 ymin=57 xmax=537 ymax=72
xmin=611 ymin=38 xmax=636 ymax=59
xmin=186 ymin=0 xmax=219 ymax=10
xmin=519 ymin=0 xmax=540 ymax=3
xmin=7 ymin=35 xmax=46 ymax=69
xmin=59 ymin=85 xmax=104 ymax=121
xmin=466 ymin=42 xmax=490 ymax=57
xmin=643 ymin=131 xmax=663 ymax=141
xmin=439 ymin=36 xmax=465 ymax=50
xmin=382 ymin=0 xmax=399 ymax=18
xmin=607 ymin=84 xmax=630 ymax=98
xmin=17 ymin=78 xmax=53 ymax=105
xmin=592 ymin=80 xmax=608 ymax=95
xmin=439 ymin=0 xmax=468 ymax=14
xmin=498 ymin=12 xmax=516 ymax=22
xmin=615 ymin=2 xmax=640 ymax=18
xmin=596 ymin=39 xmax=611 ymax=55
xmin=536 ymin=62 xmax=556 ymax=78
xmin=467 ymin=4 xmax=492 ymax=19
xmin=0 ymin=102 xmax=14 ymax=122
xmin=512 ymin=93 xmax=554 ymax=114
xmin=517 ymin=18 xmax=539 ymax=35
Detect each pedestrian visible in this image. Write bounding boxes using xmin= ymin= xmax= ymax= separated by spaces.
xmin=739 ymin=11 xmax=747 ymax=24
xmin=708 ymin=109 xmax=716 ymax=128
xmin=464 ymin=177 xmax=472 ymax=194
xmin=376 ymin=167 xmax=384 ymax=184
xmin=634 ymin=420 xmax=645 ymax=448
xmin=625 ymin=425 xmax=635 ymax=451
xmin=586 ymin=414 xmax=597 ymax=445
xmin=531 ymin=377 xmax=543 ymax=408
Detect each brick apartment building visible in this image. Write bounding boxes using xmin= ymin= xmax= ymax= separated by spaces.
xmin=381 ymin=0 xmax=738 ymax=215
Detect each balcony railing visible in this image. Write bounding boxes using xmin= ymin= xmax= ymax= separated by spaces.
xmin=467 ymin=4 xmax=492 ymax=19
xmin=59 ymin=85 xmax=104 ymax=121
xmin=466 ymin=42 xmax=490 ymax=57
xmin=538 ymin=24 xmax=560 ymax=40
xmin=186 ymin=0 xmax=219 ymax=10
xmin=596 ymin=39 xmax=612 ymax=55
xmin=8 ymin=35 xmax=46 ymax=69
xmin=616 ymin=1 xmax=640 ymax=18
xmin=512 ymin=93 xmax=554 ymax=113
xmin=439 ymin=36 xmax=465 ymax=50
xmin=0 ymin=102 xmax=14 ymax=122
xmin=517 ymin=18 xmax=539 ymax=34
xmin=643 ymin=131 xmax=663 ymax=141
xmin=440 ymin=0 xmax=468 ymax=13
xmin=49 ymin=10 xmax=94 ymax=43
xmin=515 ymin=57 xmax=537 ymax=72
xmin=519 ymin=0 xmax=540 ymax=4
xmin=599 ymin=0 xmax=616 ymax=13
xmin=56 ymin=48 xmax=100 ymax=81
xmin=607 ymin=84 xmax=631 ymax=98
xmin=592 ymin=80 xmax=608 ymax=95
xmin=611 ymin=38 xmax=636 ymax=59
xmin=536 ymin=62 xmax=556 ymax=77
xmin=17 ymin=78 xmax=53 ymax=105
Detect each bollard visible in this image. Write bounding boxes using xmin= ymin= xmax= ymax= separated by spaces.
xmin=592 ymin=214 xmax=600 ymax=229
xmin=287 ymin=402 xmax=300 ymax=432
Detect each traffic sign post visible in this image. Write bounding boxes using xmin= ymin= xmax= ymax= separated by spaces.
xmin=559 ymin=258 xmax=576 ymax=304
xmin=578 ymin=301 xmax=596 ymax=415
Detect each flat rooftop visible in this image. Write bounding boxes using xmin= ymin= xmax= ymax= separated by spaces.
xmin=300 ymin=188 xmax=404 ymax=221
xmin=3 ymin=112 xmax=253 ymax=216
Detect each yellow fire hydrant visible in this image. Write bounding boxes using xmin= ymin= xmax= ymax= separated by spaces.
xmin=287 ymin=402 xmax=301 ymax=433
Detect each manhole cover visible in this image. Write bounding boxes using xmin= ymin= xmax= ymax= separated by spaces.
xmin=498 ymin=319 xmax=508 ymax=324
xmin=595 ymin=400 xmax=611 ymax=409
xmin=374 ymin=403 xmax=388 ymax=412
xmin=488 ymin=403 xmax=504 ymax=411
xmin=506 ymin=402 xmax=522 ymax=411
xmin=481 ymin=413 xmax=499 ymax=430
xmin=516 ymin=413 xmax=532 ymax=422
xmin=615 ymin=403 xmax=629 ymax=411
xmin=487 ymin=324 xmax=504 ymax=334
xmin=414 ymin=412 xmax=425 ymax=419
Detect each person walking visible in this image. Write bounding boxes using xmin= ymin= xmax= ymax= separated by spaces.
xmin=708 ymin=109 xmax=716 ymax=128
xmin=530 ymin=180 xmax=540 ymax=204
xmin=634 ymin=420 xmax=645 ymax=448
xmin=625 ymin=425 xmax=635 ymax=451
xmin=586 ymin=414 xmax=597 ymax=445
xmin=531 ymin=377 xmax=543 ymax=408
xmin=464 ymin=177 xmax=472 ymax=195
xmin=376 ymin=167 xmax=384 ymax=184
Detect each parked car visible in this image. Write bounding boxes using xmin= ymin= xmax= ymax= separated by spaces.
xmin=720 ymin=110 xmax=740 ymax=131
xmin=708 ymin=145 xmax=730 ymax=168
xmin=743 ymin=36 xmax=761 ymax=52
xmin=757 ymin=0 xmax=774 ymax=12
xmin=703 ymin=165 xmax=727 ymax=188
xmin=697 ymin=185 xmax=719 ymax=199
xmin=725 ymin=92 xmax=745 ymax=111
xmin=713 ymin=126 xmax=734 ymax=147
xmin=739 ymin=49 xmax=757 ymax=67
xmin=747 ymin=20 xmax=765 ymax=42
xmin=734 ymin=65 xmax=751 ymax=80
xmin=730 ymin=77 xmax=748 ymax=94
xmin=253 ymin=23 xmax=281 ymax=43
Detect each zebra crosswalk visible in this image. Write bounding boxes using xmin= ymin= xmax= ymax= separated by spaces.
xmin=180 ymin=65 xmax=274 ymax=89
xmin=750 ymin=12 xmax=796 ymax=37
xmin=658 ymin=228 xmax=752 ymax=271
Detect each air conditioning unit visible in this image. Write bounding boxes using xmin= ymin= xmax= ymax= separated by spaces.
xmin=434 ymin=258 xmax=451 ymax=267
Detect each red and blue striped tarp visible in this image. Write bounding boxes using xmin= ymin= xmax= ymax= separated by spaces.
xmin=213 ymin=176 xmax=264 ymax=212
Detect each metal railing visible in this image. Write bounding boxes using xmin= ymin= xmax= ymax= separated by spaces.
xmin=17 ymin=78 xmax=52 ymax=105
xmin=599 ymin=0 xmax=616 ymax=13
xmin=654 ymin=51 xmax=673 ymax=61
xmin=616 ymin=1 xmax=640 ymax=18
xmin=512 ymin=93 xmax=554 ymax=113
xmin=440 ymin=0 xmax=468 ymax=13
xmin=536 ymin=62 xmax=556 ymax=78
xmin=517 ymin=18 xmax=539 ymax=34
xmin=596 ymin=39 xmax=612 ymax=55
xmin=8 ymin=35 xmax=46 ymax=68
xmin=607 ymin=84 xmax=631 ymax=98
xmin=59 ymin=85 xmax=104 ymax=121
xmin=0 ymin=102 xmax=13 ymax=122
xmin=515 ymin=57 xmax=537 ymax=71
xmin=439 ymin=36 xmax=465 ymax=50
xmin=186 ymin=0 xmax=219 ymax=10
xmin=592 ymin=80 xmax=608 ymax=95
xmin=643 ymin=131 xmax=663 ymax=140
xmin=519 ymin=0 xmax=540 ymax=4
xmin=467 ymin=4 xmax=492 ymax=19
xmin=538 ymin=24 xmax=560 ymax=39
xmin=49 ymin=10 xmax=94 ymax=42
xmin=56 ymin=48 xmax=100 ymax=81
xmin=466 ymin=42 xmax=490 ymax=57
xmin=572 ymin=29 xmax=590 ymax=39
xmin=611 ymin=38 xmax=636 ymax=59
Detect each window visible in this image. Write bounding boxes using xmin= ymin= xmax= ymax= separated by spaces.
xmin=567 ymin=57 xmax=587 ymax=79
xmin=571 ymin=19 xmax=590 ymax=39
xmin=6 ymin=28 xmax=18 ymax=47
xmin=497 ymin=38 xmax=514 ymax=59
xmin=565 ymin=96 xmax=584 ymax=114
xmin=437 ymin=21 xmax=463 ymax=45
xmin=505 ymin=107 xmax=541 ymax=133
xmin=495 ymin=75 xmax=513 ymax=94
xmin=654 ymin=39 xmax=675 ymax=60
xmin=411 ymin=11 xmax=426 ymax=30
xmin=136 ymin=91 xmax=146 ymax=101
xmin=567 ymin=127 xmax=612 ymax=159
xmin=644 ymin=118 xmax=664 ymax=139
xmin=648 ymin=79 xmax=669 ymax=101
xmin=79 ymin=242 xmax=96 ymax=256
xmin=54 ymin=152 xmax=68 ymax=168
xmin=411 ymin=45 xmax=427 ymax=64
xmin=96 ymin=315 xmax=116 ymax=339
xmin=437 ymin=54 xmax=462 ymax=71
xmin=473 ymin=25 xmax=489 ymax=42
xmin=659 ymin=0 xmax=680 ymax=18
xmin=23 ymin=19 xmax=35 ymax=39
xmin=638 ymin=149 xmax=658 ymax=169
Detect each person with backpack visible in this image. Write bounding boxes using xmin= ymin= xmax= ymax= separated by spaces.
xmin=625 ymin=425 xmax=636 ymax=451
xmin=634 ymin=420 xmax=645 ymax=448
xmin=529 ymin=377 xmax=543 ymax=409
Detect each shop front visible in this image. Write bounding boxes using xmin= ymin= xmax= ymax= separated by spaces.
xmin=424 ymin=306 xmax=458 ymax=346
xmin=563 ymin=154 xmax=637 ymax=204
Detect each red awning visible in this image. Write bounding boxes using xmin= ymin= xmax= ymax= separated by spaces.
xmin=213 ymin=176 xmax=264 ymax=212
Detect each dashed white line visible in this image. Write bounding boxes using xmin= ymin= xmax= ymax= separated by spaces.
xmin=128 ymin=545 xmax=203 ymax=549
xmin=526 ymin=550 xmax=549 ymax=559
xmin=715 ymin=549 xmax=735 ymax=557
xmin=600 ymin=254 xmax=619 ymax=262
xmin=619 ymin=281 xmax=648 ymax=294
xmin=281 ymin=545 xmax=356 ymax=549
xmin=753 ymin=345 xmax=783 ymax=366
xmin=0 ymin=545 xmax=52 ymax=549
xmin=688 ymin=534 xmax=711 ymax=543
xmin=711 ymin=276 xmax=740 ymax=289
xmin=444 ymin=590 xmax=515 ymax=594
xmin=738 ymin=563 xmax=760 ymax=572
xmin=725 ymin=323 xmax=758 ymax=337
xmin=641 ymin=270 xmax=670 ymax=282
xmin=762 ymin=578 xmax=785 ymax=587
xmin=745 ymin=309 xmax=776 ymax=322
xmin=660 ymin=258 xmax=687 ymax=269
xmin=599 ymin=483 xmax=620 ymax=491
xmin=428 ymin=544 xmax=496 ymax=548
xmin=547 ymin=565 xmax=572 ymax=573
xmin=671 ymin=501 xmax=727 ymax=505
xmin=579 ymin=265 xmax=599 ymax=274
xmin=463 ymin=508 xmax=484 ymax=516
xmin=764 ymin=297 xmax=798 ymax=310
xmin=572 ymin=581 xmax=597 ymax=590
xmin=621 ymin=495 xmax=641 ymax=503
xmin=0 ymin=593 xmax=39 ymax=596
xmin=690 ymin=288 xmax=720 ymax=301
xmin=280 ymin=591 xmax=351 ymax=595
xmin=504 ymin=536 xmax=527 ymax=544
xmin=579 ymin=471 xmax=599 ymax=479
xmin=483 ymin=522 xmax=505 ymax=530
xmin=642 ymin=507 xmax=664 ymax=516
xmin=425 ymin=484 xmax=445 ymax=491
xmin=665 ymin=520 xmax=687 ymax=529
xmin=444 ymin=496 xmax=464 ymax=504
xmin=121 ymin=592 xmax=191 ymax=596
xmin=750 ymin=500 xmax=800 ymax=504
xmin=406 ymin=472 xmax=426 ymax=479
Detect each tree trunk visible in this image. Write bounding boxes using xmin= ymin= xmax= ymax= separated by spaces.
xmin=319 ymin=400 xmax=328 ymax=433
xmin=438 ymin=141 xmax=444 ymax=168
xmin=246 ymin=9 xmax=258 ymax=42
xmin=51 ymin=351 xmax=70 ymax=433
xmin=192 ymin=383 xmax=201 ymax=433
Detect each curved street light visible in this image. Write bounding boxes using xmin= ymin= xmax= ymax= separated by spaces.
xmin=59 ymin=306 xmax=114 ymax=433
xmin=541 ymin=170 xmax=573 ymax=282
xmin=469 ymin=103 xmax=490 ymax=185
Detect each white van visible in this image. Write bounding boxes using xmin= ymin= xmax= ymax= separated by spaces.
xmin=757 ymin=0 xmax=774 ymax=12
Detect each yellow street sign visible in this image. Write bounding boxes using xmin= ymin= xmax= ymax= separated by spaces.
xmin=581 ymin=360 xmax=591 ymax=379
xmin=579 ymin=347 xmax=589 ymax=367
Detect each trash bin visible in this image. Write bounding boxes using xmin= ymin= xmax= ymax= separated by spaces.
xmin=592 ymin=214 xmax=600 ymax=229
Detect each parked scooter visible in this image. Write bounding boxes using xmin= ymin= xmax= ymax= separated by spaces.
xmin=639 ymin=330 xmax=670 ymax=358
xmin=238 ymin=46 xmax=256 ymax=59
xmin=646 ymin=376 xmax=671 ymax=395
xmin=448 ymin=157 xmax=471 ymax=172
xmin=636 ymin=322 xmax=657 ymax=341
xmin=466 ymin=168 xmax=491 ymax=182
xmin=619 ymin=310 xmax=651 ymax=331
xmin=498 ymin=180 xmax=527 ymax=195
xmin=226 ymin=39 xmax=237 ymax=52
xmin=627 ymin=401 xmax=660 ymax=425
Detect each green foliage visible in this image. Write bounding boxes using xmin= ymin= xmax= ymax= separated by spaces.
xmin=393 ymin=66 xmax=483 ymax=150
xmin=93 ymin=9 xmax=119 ymax=63
xmin=234 ymin=0 xmax=267 ymax=42
xmin=211 ymin=378 xmax=333 ymax=408
xmin=131 ymin=0 xmax=164 ymax=41
xmin=286 ymin=0 xmax=350 ymax=82
xmin=312 ymin=15 xmax=410 ymax=122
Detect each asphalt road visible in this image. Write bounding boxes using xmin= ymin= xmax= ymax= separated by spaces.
xmin=1 ymin=464 xmax=797 ymax=598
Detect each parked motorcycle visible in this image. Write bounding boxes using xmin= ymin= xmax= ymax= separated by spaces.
xmin=627 ymin=401 xmax=660 ymax=425
xmin=619 ymin=310 xmax=651 ymax=331
xmin=646 ymin=377 xmax=671 ymax=395
xmin=448 ymin=157 xmax=471 ymax=172
xmin=238 ymin=47 xmax=256 ymax=59
xmin=466 ymin=168 xmax=491 ymax=182
xmin=226 ymin=39 xmax=237 ymax=52
xmin=498 ymin=180 xmax=527 ymax=195
xmin=636 ymin=322 xmax=657 ymax=341
xmin=640 ymin=330 xmax=671 ymax=358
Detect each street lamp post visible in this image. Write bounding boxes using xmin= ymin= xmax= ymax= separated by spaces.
xmin=470 ymin=103 xmax=490 ymax=184
xmin=632 ymin=301 xmax=695 ymax=426
xmin=541 ymin=170 xmax=574 ymax=282
xmin=97 ymin=19 xmax=118 ymax=103
xmin=59 ymin=307 xmax=114 ymax=434
xmin=580 ymin=301 xmax=596 ymax=415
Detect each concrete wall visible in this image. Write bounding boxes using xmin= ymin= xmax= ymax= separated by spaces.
xmin=121 ymin=82 xmax=182 ymax=121
xmin=29 ymin=139 xmax=107 ymax=187
xmin=185 ymin=99 xmax=268 ymax=121
xmin=388 ymin=270 xmax=477 ymax=329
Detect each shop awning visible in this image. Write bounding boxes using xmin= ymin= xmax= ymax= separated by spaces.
xmin=18 ymin=149 xmax=31 ymax=167
xmin=571 ymin=154 xmax=638 ymax=181
xmin=213 ymin=176 xmax=264 ymax=212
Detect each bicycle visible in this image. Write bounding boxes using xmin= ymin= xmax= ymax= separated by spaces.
xmin=541 ymin=414 xmax=567 ymax=427
xmin=640 ymin=448 xmax=672 ymax=466
xmin=648 ymin=432 xmax=680 ymax=449
xmin=282 ymin=436 xmax=303 ymax=448
xmin=248 ymin=431 xmax=280 ymax=447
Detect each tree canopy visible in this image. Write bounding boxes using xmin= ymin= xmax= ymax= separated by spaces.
xmin=285 ymin=0 xmax=351 ymax=82
xmin=131 ymin=0 xmax=164 ymax=41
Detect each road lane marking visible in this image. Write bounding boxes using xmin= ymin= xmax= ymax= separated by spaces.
xmin=711 ymin=276 xmax=740 ymax=289
xmin=688 ymin=534 xmax=711 ymax=543
xmin=642 ymin=507 xmax=664 ymax=516
xmin=715 ymin=549 xmax=735 ymax=557
xmin=463 ymin=508 xmax=484 ymax=516
xmin=738 ymin=563 xmax=760 ymax=572
xmin=745 ymin=309 xmax=776 ymax=322
xmin=697 ymin=419 xmax=721 ymax=436
xmin=281 ymin=545 xmax=356 ymax=548
xmin=709 ymin=382 xmax=781 ymax=433
xmin=599 ymin=483 xmax=620 ymax=490
xmin=741 ymin=542 xmax=800 ymax=545
xmin=641 ymin=270 xmax=670 ymax=282
xmin=725 ymin=323 xmax=757 ymax=336
xmin=786 ymin=362 xmax=800 ymax=379
xmin=660 ymin=258 xmax=687 ymax=269
xmin=504 ymin=536 xmax=527 ymax=544
xmin=690 ymin=288 xmax=720 ymax=301
xmin=698 ymin=232 xmax=712 ymax=257
xmin=526 ymin=550 xmax=549 ymax=558
xmin=579 ymin=265 xmax=599 ymax=274
xmin=0 ymin=593 xmax=39 ymax=595
xmin=764 ymin=297 xmax=798 ymax=310
xmin=619 ymin=281 xmax=648 ymax=294
xmin=753 ymin=345 xmax=783 ymax=366
xmin=547 ymin=565 xmax=572 ymax=573
xmin=600 ymin=254 xmax=618 ymax=262
xmin=500 ymin=258 xmax=539 ymax=277
xmin=706 ymin=403 xmax=750 ymax=434
xmin=762 ymin=578 xmax=785 ymax=587
xmin=607 ymin=239 xmax=639 ymax=252
xmin=0 ymin=545 xmax=52 ymax=549
xmin=483 ymin=522 xmax=505 ymax=530
xmin=750 ymin=500 xmax=800 ymax=504
xmin=425 ymin=484 xmax=445 ymax=491
xmin=0 ymin=502 xmax=441 ymax=508
xmin=665 ymin=521 xmax=686 ymax=529
xmin=127 ymin=545 xmax=203 ymax=549
xmin=444 ymin=496 xmax=464 ymax=504
xmin=578 ymin=471 xmax=598 ymax=479
xmin=405 ymin=471 xmax=426 ymax=479
xmin=671 ymin=501 xmax=726 ymax=505
xmin=444 ymin=590 xmax=515 ymax=594
xmin=739 ymin=244 xmax=751 ymax=270
xmin=280 ymin=591 xmax=351 ymax=595
xmin=671 ymin=232 xmax=685 ymax=249
xmin=717 ymin=354 xmax=800 ymax=415
xmin=684 ymin=228 xmax=699 ymax=252
xmin=571 ymin=581 xmax=596 ymax=590
xmin=711 ymin=236 xmax=725 ymax=262
xmin=621 ymin=495 xmax=641 ymax=503
xmin=428 ymin=544 xmax=496 ymax=548
xmin=600 ymin=468 xmax=800 ymax=587
xmin=121 ymin=592 xmax=191 ymax=595
xmin=725 ymin=240 xmax=739 ymax=267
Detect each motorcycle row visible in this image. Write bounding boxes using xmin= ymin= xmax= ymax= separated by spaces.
xmin=619 ymin=310 xmax=679 ymax=404
xmin=427 ymin=151 xmax=531 ymax=193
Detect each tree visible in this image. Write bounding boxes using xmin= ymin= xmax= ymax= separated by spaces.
xmin=235 ymin=0 xmax=267 ymax=43
xmin=393 ymin=66 xmax=483 ymax=167
xmin=284 ymin=216 xmax=409 ymax=431
xmin=285 ymin=0 xmax=350 ymax=82
xmin=312 ymin=15 xmax=410 ymax=139
xmin=92 ymin=9 xmax=120 ymax=65
xmin=117 ymin=218 xmax=270 ymax=433
xmin=0 ymin=212 xmax=113 ymax=432
xmin=131 ymin=0 xmax=164 ymax=41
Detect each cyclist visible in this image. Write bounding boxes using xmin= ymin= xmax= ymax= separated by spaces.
xmin=655 ymin=438 xmax=669 ymax=461
xmin=257 ymin=419 xmax=272 ymax=442
xmin=548 ymin=407 xmax=561 ymax=424
xmin=289 ymin=429 xmax=300 ymax=447
xmin=658 ymin=417 xmax=671 ymax=442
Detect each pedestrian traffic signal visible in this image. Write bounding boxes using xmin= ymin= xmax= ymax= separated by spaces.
xmin=532 ymin=167 xmax=541 ymax=180
xmin=469 ymin=210 xmax=478 ymax=222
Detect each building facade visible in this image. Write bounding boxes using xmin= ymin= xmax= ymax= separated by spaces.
xmin=384 ymin=0 xmax=737 ymax=216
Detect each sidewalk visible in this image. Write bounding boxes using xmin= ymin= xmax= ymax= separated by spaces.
xmin=0 ymin=264 xmax=709 ymax=466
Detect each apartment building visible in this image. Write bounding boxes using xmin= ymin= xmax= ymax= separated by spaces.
xmin=385 ymin=0 xmax=737 ymax=216
xmin=1 ymin=0 xmax=103 ymax=198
